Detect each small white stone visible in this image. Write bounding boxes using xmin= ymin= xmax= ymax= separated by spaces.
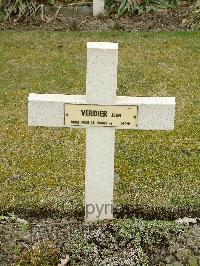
xmin=175 ymin=217 xmax=198 ymax=225
xmin=58 ymin=255 xmax=70 ymax=266
xmin=16 ymin=218 xmax=28 ymax=224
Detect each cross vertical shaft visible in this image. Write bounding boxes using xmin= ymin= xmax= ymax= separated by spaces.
xmin=85 ymin=42 xmax=118 ymax=221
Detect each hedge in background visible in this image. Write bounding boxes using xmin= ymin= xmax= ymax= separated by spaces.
xmin=191 ymin=0 xmax=200 ymax=28
xmin=0 ymin=0 xmax=41 ymax=19
xmin=0 ymin=0 xmax=195 ymax=20
xmin=105 ymin=0 xmax=193 ymax=16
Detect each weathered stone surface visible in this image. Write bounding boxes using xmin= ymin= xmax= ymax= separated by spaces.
xmin=44 ymin=5 xmax=92 ymax=17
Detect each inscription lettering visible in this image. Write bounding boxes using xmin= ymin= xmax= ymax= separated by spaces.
xmin=81 ymin=110 xmax=107 ymax=117
xmin=64 ymin=104 xmax=138 ymax=128
xmin=111 ymin=113 xmax=121 ymax=117
xmin=71 ymin=120 xmax=79 ymax=124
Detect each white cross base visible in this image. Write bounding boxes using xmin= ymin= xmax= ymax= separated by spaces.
xmin=28 ymin=42 xmax=175 ymax=222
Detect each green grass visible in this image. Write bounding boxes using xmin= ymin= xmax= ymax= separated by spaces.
xmin=0 ymin=31 xmax=199 ymax=217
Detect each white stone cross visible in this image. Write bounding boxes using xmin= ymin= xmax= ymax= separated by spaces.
xmin=93 ymin=0 xmax=104 ymax=16
xmin=28 ymin=42 xmax=175 ymax=222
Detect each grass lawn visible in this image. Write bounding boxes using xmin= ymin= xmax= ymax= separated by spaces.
xmin=0 ymin=31 xmax=199 ymax=218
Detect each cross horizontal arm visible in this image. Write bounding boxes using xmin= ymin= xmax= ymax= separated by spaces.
xmin=28 ymin=93 xmax=175 ymax=130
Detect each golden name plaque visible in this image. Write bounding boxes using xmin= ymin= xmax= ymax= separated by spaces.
xmin=64 ymin=104 xmax=138 ymax=128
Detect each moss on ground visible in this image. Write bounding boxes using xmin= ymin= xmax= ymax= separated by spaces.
xmin=2 ymin=215 xmax=199 ymax=265
xmin=0 ymin=31 xmax=200 ymax=218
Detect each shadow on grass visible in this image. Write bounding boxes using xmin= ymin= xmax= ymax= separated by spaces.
xmin=2 ymin=205 xmax=200 ymax=221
